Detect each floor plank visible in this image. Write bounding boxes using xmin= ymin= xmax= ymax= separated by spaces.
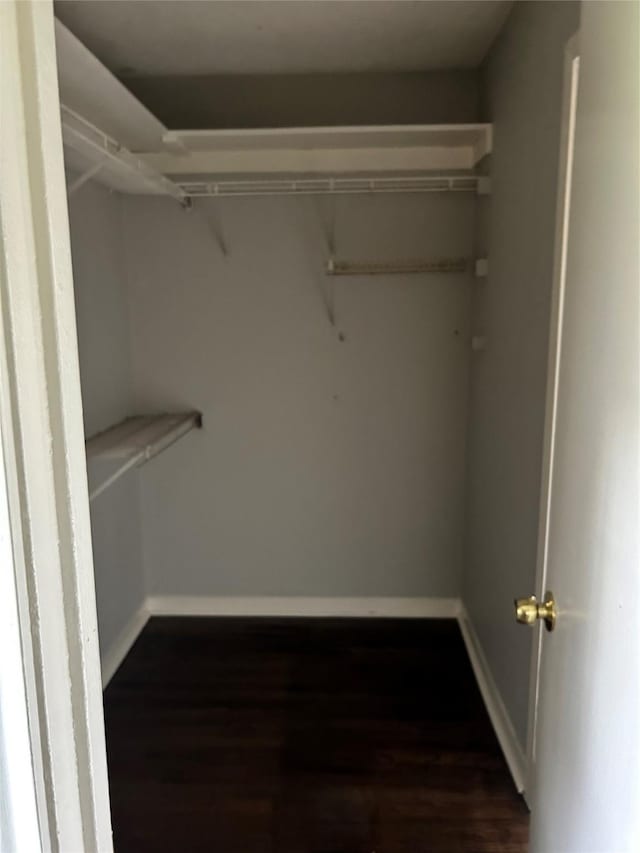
xmin=104 ymin=617 xmax=529 ymax=852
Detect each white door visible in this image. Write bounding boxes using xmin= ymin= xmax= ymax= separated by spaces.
xmin=529 ymin=2 xmax=640 ymax=851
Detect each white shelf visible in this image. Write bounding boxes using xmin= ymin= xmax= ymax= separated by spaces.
xmin=86 ymin=412 xmax=202 ymax=501
xmin=146 ymin=123 xmax=493 ymax=178
xmin=56 ymin=18 xmax=493 ymax=194
xmin=62 ymin=107 xmax=188 ymax=200
xmin=56 ymin=19 xmax=188 ymax=200
xmin=164 ymin=124 xmax=492 ymax=155
xmin=55 ymin=19 xmax=167 ymax=153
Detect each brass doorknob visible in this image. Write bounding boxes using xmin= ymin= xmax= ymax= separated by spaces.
xmin=514 ymin=591 xmax=557 ymax=632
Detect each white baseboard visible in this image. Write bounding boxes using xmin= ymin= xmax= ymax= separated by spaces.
xmin=457 ymin=604 xmax=527 ymax=794
xmin=146 ymin=595 xmax=462 ymax=619
xmin=101 ymin=604 xmax=149 ymax=689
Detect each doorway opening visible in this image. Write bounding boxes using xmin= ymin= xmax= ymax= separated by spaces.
xmin=54 ymin=1 xmax=582 ymax=849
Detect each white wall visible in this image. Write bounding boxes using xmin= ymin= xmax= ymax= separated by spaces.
xmin=68 ymin=180 xmax=145 ymax=662
xmin=463 ymin=0 xmax=580 ymax=748
xmin=121 ymin=193 xmax=475 ymax=598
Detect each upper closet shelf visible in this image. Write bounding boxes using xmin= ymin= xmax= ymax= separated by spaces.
xmin=62 ymin=107 xmax=188 ymax=201
xmin=147 ymin=124 xmax=493 ymax=178
xmin=86 ymin=412 xmax=202 ymax=501
xmin=56 ymin=20 xmax=187 ymax=200
xmin=55 ymin=17 xmax=493 ymax=195
xmin=55 ymin=19 xmax=167 ymax=152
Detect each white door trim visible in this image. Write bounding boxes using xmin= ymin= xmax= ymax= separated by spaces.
xmin=0 ymin=2 xmax=112 ymax=849
xmin=0 ymin=362 xmax=42 ymax=853
xmin=525 ymin=31 xmax=580 ymax=798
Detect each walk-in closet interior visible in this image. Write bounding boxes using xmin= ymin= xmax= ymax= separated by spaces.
xmin=55 ymin=1 xmax=580 ymax=848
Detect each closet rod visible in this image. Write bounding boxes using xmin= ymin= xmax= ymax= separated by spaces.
xmin=327 ymin=258 xmax=468 ymax=276
xmin=178 ymin=175 xmax=480 ymax=199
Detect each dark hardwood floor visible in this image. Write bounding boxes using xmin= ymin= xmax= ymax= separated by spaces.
xmin=103 ymin=618 xmax=529 ymax=852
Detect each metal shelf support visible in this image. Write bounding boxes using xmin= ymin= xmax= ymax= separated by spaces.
xmin=85 ymin=411 xmax=202 ymax=501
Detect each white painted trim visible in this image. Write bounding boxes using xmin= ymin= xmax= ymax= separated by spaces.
xmin=0 ymin=361 xmax=41 ymax=853
xmin=526 ymin=31 xmax=581 ymax=803
xmin=101 ymin=605 xmax=150 ymax=689
xmin=147 ymin=595 xmax=462 ymax=619
xmin=0 ymin=4 xmax=112 ymax=849
xmin=457 ymin=605 xmax=527 ymax=797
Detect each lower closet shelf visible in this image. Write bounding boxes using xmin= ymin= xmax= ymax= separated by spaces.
xmin=85 ymin=411 xmax=202 ymax=501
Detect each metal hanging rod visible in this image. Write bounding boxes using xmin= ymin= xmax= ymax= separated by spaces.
xmin=327 ymin=258 xmax=468 ymax=276
xmin=178 ymin=175 xmax=480 ymax=199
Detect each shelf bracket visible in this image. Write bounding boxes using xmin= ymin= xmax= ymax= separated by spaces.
xmin=67 ymin=160 xmax=106 ymax=197
xmin=313 ymin=196 xmax=337 ymax=326
xmin=311 ymin=261 xmax=335 ymax=327
xmin=192 ymin=197 xmax=228 ymax=257
xmin=89 ymin=454 xmax=141 ymax=502
xmin=316 ymin=193 xmax=337 ymax=257
xmin=324 ymin=276 xmax=336 ymax=327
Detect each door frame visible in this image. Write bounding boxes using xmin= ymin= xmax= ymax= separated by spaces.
xmin=0 ymin=2 xmax=587 ymax=844
xmin=0 ymin=2 xmax=112 ymax=849
xmin=525 ymin=31 xmax=580 ymax=799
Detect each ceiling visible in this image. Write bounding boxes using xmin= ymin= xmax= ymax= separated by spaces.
xmin=54 ymin=1 xmax=512 ymax=77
